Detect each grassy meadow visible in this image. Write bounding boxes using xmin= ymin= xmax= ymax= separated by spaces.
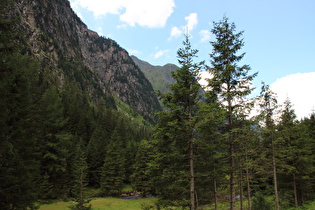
xmin=39 ymin=197 xmax=158 ymax=210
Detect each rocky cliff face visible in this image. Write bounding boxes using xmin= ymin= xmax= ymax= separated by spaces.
xmin=10 ymin=0 xmax=161 ymax=122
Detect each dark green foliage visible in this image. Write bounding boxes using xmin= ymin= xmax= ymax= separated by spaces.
xmin=37 ymin=86 xmax=72 ymax=199
xmin=100 ymin=129 xmax=126 ymax=196
xmin=196 ymin=102 xmax=228 ymax=205
xmin=86 ymin=106 xmax=115 ymax=187
xmin=152 ymin=34 xmax=203 ymax=209
xmin=208 ymin=16 xmax=257 ymax=210
xmin=1 ymin=1 xmax=315 ymax=208
xmin=68 ymin=143 xmax=92 ymax=210
xmin=252 ymin=192 xmax=272 ymax=210
xmin=0 ymin=4 xmax=41 ymax=206
xmin=131 ymin=140 xmax=156 ymax=196
xmin=0 ymin=142 xmax=39 ymax=210
xmin=297 ymin=113 xmax=315 ymax=202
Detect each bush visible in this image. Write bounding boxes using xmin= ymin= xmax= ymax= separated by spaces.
xmin=252 ymin=192 xmax=272 ymax=210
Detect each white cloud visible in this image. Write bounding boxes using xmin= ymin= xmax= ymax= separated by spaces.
xmin=198 ymin=70 xmax=212 ymax=88
xmin=185 ymin=13 xmax=198 ymax=33
xmin=154 ymin=49 xmax=169 ymax=59
xmin=69 ymin=0 xmax=175 ymax=28
xmin=169 ymin=13 xmax=198 ymax=39
xmin=199 ymin=30 xmax=211 ymax=43
xmin=117 ymin=24 xmax=128 ymax=29
xmin=128 ymin=49 xmax=141 ymax=55
xmin=96 ymin=26 xmax=103 ymax=36
xmin=170 ymin=26 xmax=182 ymax=38
xmin=270 ymin=72 xmax=315 ymax=119
xmin=199 ymin=71 xmax=315 ymax=120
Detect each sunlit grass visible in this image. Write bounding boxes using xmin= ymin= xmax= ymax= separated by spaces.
xmin=39 ymin=197 xmax=158 ymax=210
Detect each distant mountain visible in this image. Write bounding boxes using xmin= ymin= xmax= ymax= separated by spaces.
xmin=6 ymin=0 xmax=161 ymax=122
xmin=131 ymin=56 xmax=178 ymax=95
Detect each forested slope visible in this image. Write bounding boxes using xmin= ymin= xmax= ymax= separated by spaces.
xmin=0 ymin=0 xmax=157 ymax=208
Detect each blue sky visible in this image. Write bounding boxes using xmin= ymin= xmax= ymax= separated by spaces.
xmin=69 ymin=0 xmax=315 ymax=119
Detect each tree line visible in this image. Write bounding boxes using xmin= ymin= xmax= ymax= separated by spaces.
xmin=141 ymin=17 xmax=315 ymax=210
xmin=1 ymin=3 xmax=315 ymax=209
xmin=0 ymin=3 xmax=152 ymax=208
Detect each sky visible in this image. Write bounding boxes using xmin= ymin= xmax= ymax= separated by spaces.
xmin=69 ymin=0 xmax=315 ymax=119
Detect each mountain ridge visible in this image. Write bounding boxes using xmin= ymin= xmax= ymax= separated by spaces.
xmin=131 ymin=55 xmax=178 ymax=96
xmin=10 ymin=0 xmax=161 ymax=122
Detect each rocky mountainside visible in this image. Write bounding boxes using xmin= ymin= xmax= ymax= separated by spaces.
xmin=131 ymin=56 xmax=178 ymax=95
xmin=8 ymin=0 xmax=161 ymax=122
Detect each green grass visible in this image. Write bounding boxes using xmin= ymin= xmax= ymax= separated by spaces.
xmin=38 ymin=198 xmax=315 ymax=210
xmin=39 ymin=197 xmax=157 ymax=210
xmin=287 ymin=200 xmax=315 ymax=210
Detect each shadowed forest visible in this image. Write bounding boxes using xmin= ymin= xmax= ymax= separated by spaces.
xmin=1 ymin=0 xmax=315 ymax=209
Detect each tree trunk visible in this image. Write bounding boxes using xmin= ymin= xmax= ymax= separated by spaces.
xmin=293 ymin=174 xmax=298 ymax=208
xmin=228 ymin=92 xmax=236 ymax=210
xmin=230 ymin=141 xmax=236 ymax=210
xmin=190 ymin=138 xmax=195 ymax=210
xmin=195 ymin=190 xmax=199 ymax=209
xmin=272 ymin=140 xmax=280 ymax=210
xmin=214 ymin=178 xmax=218 ymax=210
xmin=80 ymin=167 xmax=84 ymax=202
xmin=240 ymin=168 xmax=243 ymax=210
xmin=245 ymin=153 xmax=252 ymax=210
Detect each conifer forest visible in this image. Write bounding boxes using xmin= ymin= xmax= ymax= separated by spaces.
xmin=1 ymin=0 xmax=315 ymax=209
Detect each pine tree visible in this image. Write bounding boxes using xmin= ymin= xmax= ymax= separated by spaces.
xmin=257 ymin=82 xmax=280 ymax=210
xmin=131 ymin=139 xmax=156 ymax=197
xmin=277 ymin=98 xmax=300 ymax=208
xmin=298 ymin=113 xmax=315 ymax=203
xmin=69 ymin=142 xmax=91 ymax=210
xmin=0 ymin=1 xmax=41 ymax=205
xmin=153 ymin=34 xmax=203 ymax=209
xmin=37 ymin=86 xmax=72 ymax=199
xmin=86 ymin=105 xmax=115 ymax=187
xmin=100 ymin=128 xmax=125 ymax=196
xmin=197 ymin=97 xmax=227 ymax=209
xmin=208 ymin=16 xmax=257 ymax=210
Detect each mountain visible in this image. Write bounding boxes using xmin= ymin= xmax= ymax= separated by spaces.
xmin=131 ymin=55 xmax=178 ymax=95
xmin=132 ymin=56 xmax=205 ymax=106
xmin=6 ymin=0 xmax=161 ymax=122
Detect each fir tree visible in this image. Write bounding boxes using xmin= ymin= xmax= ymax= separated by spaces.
xmin=37 ymin=86 xmax=72 ymax=199
xmin=257 ymin=82 xmax=280 ymax=210
xmin=131 ymin=139 xmax=156 ymax=197
xmin=69 ymin=142 xmax=91 ymax=210
xmin=153 ymin=34 xmax=203 ymax=209
xmin=100 ymin=128 xmax=125 ymax=196
xmin=277 ymin=98 xmax=300 ymax=208
xmin=0 ymin=1 xmax=41 ymax=206
xmin=208 ymin=16 xmax=257 ymax=210
xmin=86 ymin=105 xmax=117 ymax=187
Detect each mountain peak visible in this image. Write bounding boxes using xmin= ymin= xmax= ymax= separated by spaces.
xmin=131 ymin=56 xmax=178 ymax=97
xmin=12 ymin=0 xmax=161 ymax=122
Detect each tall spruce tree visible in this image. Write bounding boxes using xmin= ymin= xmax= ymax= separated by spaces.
xmin=197 ymin=95 xmax=227 ymax=209
xmin=277 ymin=98 xmax=300 ymax=208
xmin=86 ymin=102 xmax=115 ymax=187
xmin=153 ymin=34 xmax=203 ymax=209
xmin=257 ymin=82 xmax=280 ymax=210
xmin=131 ymin=139 xmax=156 ymax=197
xmin=69 ymin=142 xmax=91 ymax=210
xmin=0 ymin=0 xmax=41 ymax=207
xmin=298 ymin=113 xmax=315 ymax=203
xmin=208 ymin=16 xmax=257 ymax=210
xmin=100 ymin=128 xmax=125 ymax=196
xmin=37 ymin=86 xmax=72 ymax=199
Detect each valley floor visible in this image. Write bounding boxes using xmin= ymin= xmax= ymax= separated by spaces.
xmin=39 ymin=198 xmax=315 ymax=210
